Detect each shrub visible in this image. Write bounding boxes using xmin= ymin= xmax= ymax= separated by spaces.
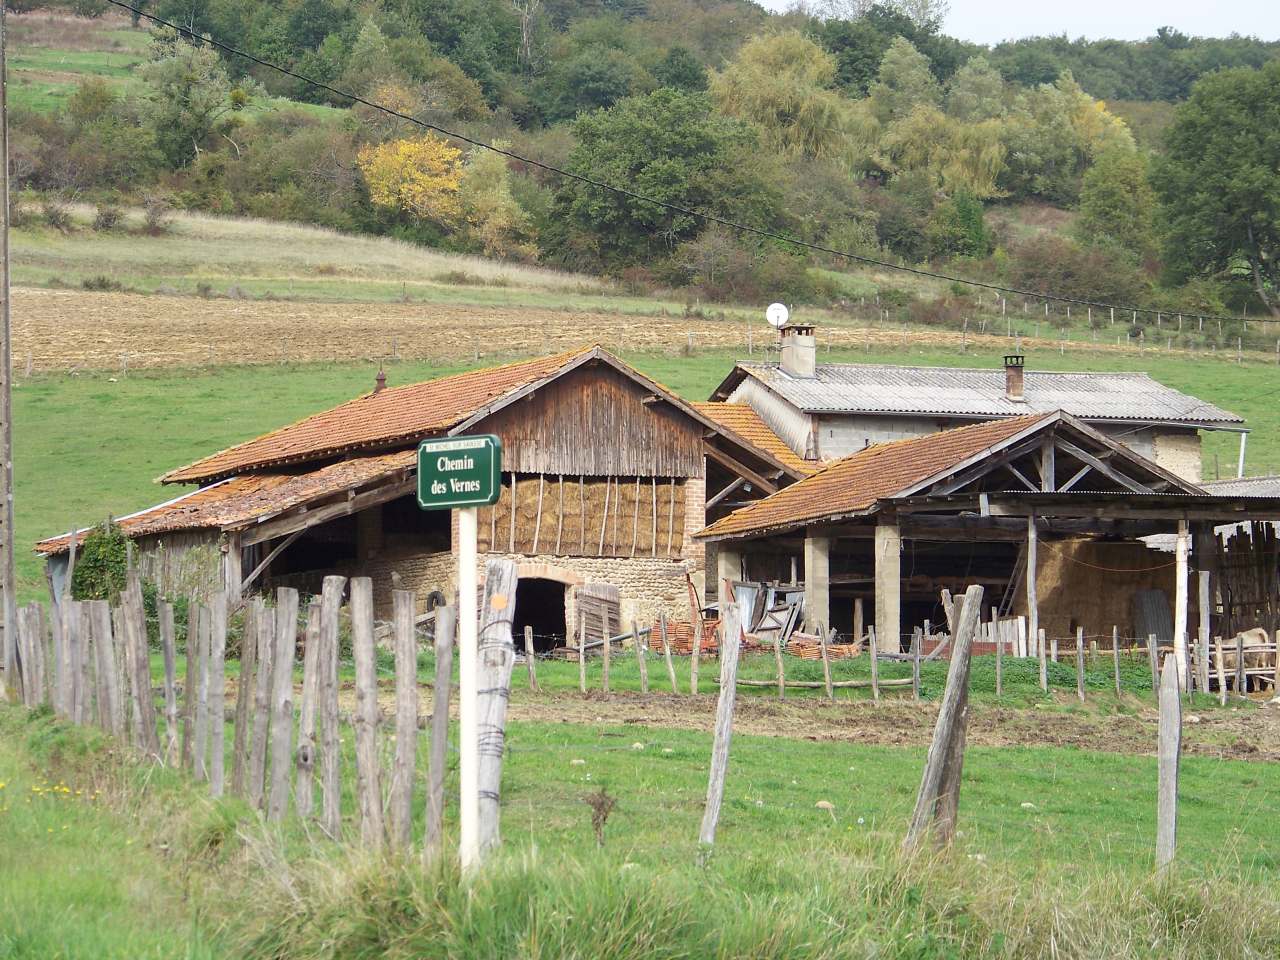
xmin=1008 ymin=235 xmax=1148 ymax=305
xmin=92 ymin=203 xmax=122 ymax=232
xmin=70 ymin=521 xmax=128 ymax=602
xmin=81 ymin=275 xmax=123 ymax=292
xmin=142 ymin=192 xmax=172 ymax=235
xmin=42 ymin=196 xmax=73 ymax=232
xmin=909 ymin=295 xmax=966 ymax=328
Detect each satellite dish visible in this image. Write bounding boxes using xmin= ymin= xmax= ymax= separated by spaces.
xmin=766 ymin=302 xmax=789 ymax=329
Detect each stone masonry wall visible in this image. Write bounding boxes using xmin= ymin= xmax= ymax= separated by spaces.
xmin=1152 ymin=430 xmax=1202 ymax=484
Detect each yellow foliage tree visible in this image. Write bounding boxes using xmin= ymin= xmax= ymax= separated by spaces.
xmin=878 ymin=106 xmax=1007 ymax=199
xmin=357 ymin=134 xmax=464 ymax=224
xmin=460 ymin=145 xmax=538 ymax=261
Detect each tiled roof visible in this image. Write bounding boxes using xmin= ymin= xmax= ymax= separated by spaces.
xmin=692 ymin=402 xmax=816 ymax=476
xmin=38 ymin=450 xmax=415 ymax=555
xmin=162 ymin=347 xmax=594 ymax=484
xmin=722 ymin=362 xmax=1243 ymax=426
xmin=697 ymin=414 xmax=1048 ymax=540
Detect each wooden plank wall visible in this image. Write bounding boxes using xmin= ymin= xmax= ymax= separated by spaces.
xmin=479 ymin=473 xmax=686 ymax=559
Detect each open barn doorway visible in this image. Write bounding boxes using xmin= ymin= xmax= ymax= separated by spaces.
xmin=514 ymin=578 xmax=568 ymax=653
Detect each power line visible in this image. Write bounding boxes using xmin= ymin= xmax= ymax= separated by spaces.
xmin=104 ymin=0 xmax=1265 ymax=328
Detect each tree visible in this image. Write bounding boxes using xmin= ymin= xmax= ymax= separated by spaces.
xmin=460 ymin=145 xmax=538 ymax=260
xmin=945 ymin=55 xmax=1006 ymax=122
xmin=539 ymin=48 xmax=650 ymax=123
xmin=652 ymin=46 xmax=708 ymax=91
xmin=1076 ymin=146 xmax=1154 ymax=259
xmin=1154 ymin=61 xmax=1280 ymax=315
xmin=869 ymin=37 xmax=940 ymax=124
xmin=357 ymin=134 xmax=465 ymax=225
xmin=341 ymin=20 xmax=402 ymax=96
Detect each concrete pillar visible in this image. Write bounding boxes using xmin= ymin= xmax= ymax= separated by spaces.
xmin=874 ymin=518 xmax=901 ymax=653
xmin=803 ymin=535 xmax=830 ymax=633
xmin=715 ymin=546 xmax=741 ymax=612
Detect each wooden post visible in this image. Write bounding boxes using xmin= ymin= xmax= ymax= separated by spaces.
xmin=773 ymin=628 xmax=785 ymax=700
xmin=389 ymin=590 xmax=418 ymax=849
xmin=995 ymin=618 xmax=1004 ymax=697
xmin=577 ymin=607 xmax=586 ymax=694
xmin=523 ymin=625 xmax=539 ymax=693
xmin=1038 ymin=628 xmax=1047 ymax=692
xmin=1173 ymin=520 xmax=1190 ymax=691
xmin=180 ymin=601 xmax=197 ymax=768
xmin=1156 ymin=657 xmax=1181 ymax=871
xmin=1026 ymin=517 xmax=1038 ymax=651
xmin=1051 ymin=636 xmax=1058 ymax=663
xmin=193 ymin=605 xmax=210 ymax=780
xmin=819 ymin=626 xmax=834 ymax=701
xmin=1147 ymin=634 xmax=1158 ymax=692
xmin=1075 ymin=626 xmax=1086 ymax=703
xmin=911 ymin=628 xmax=921 ymax=701
xmin=74 ymin=602 xmax=93 ymax=727
xmin=658 ymin=613 xmax=677 ymax=694
xmin=1235 ymin=633 xmax=1245 ymax=694
xmin=157 ymin=602 xmax=178 ymax=766
xmin=425 ymin=605 xmax=456 ymax=864
xmin=295 ymin=599 xmax=322 ymax=820
xmin=89 ymin=600 xmax=121 ymax=736
xmin=476 ymin=559 xmax=518 ymax=860
xmin=1197 ymin=570 xmax=1212 ymax=693
xmin=868 ymin=626 xmax=880 ymax=702
xmin=1214 ymin=637 xmax=1227 ymax=706
xmin=904 ymin=585 xmax=984 ymax=850
xmin=208 ymin=592 xmax=227 ymax=796
xmin=853 ymin=598 xmax=864 ymax=643
xmin=268 ymin=588 xmax=299 ymax=823
xmin=1112 ymin=626 xmax=1122 ymax=697
xmin=319 ymin=576 xmax=345 ymax=840
xmin=350 ymin=578 xmax=384 ymax=845
xmin=630 ymin=617 xmax=648 ymax=694
xmin=248 ymin=600 xmax=275 ymax=811
xmin=698 ymin=602 xmax=742 ymax=848
xmin=601 ymin=609 xmax=611 ymax=694
xmin=230 ymin=600 xmax=258 ymax=794
xmin=690 ymin=605 xmax=702 ymax=696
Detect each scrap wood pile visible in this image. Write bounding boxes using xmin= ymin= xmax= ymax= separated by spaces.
xmin=785 ymin=633 xmax=862 ymax=659
xmin=649 ymin=619 xmax=718 ymax=656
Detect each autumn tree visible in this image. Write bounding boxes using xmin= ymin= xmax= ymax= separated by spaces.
xmin=945 ymin=55 xmax=1006 ymax=122
xmin=461 ymin=145 xmax=538 ymax=260
xmin=1076 ymin=146 xmax=1154 ymax=259
xmin=357 ymin=134 xmax=464 ymax=225
xmin=869 ymin=37 xmax=940 ymax=124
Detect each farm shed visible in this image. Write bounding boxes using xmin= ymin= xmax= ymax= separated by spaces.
xmin=710 ymin=326 xmax=1246 ymax=482
xmin=37 ymin=346 xmax=808 ymax=649
xmin=695 ymin=410 xmax=1280 ymax=684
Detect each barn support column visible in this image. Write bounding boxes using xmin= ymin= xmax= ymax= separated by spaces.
xmin=1193 ymin=523 xmax=1216 ymax=675
xmin=1173 ymin=519 xmax=1190 ymax=691
xmin=874 ymin=518 xmax=901 ymax=653
xmin=804 ymin=534 xmax=830 ymax=634
xmin=222 ymin=530 xmax=242 ymax=602
xmin=1026 ymin=516 xmax=1038 ymax=656
xmin=716 ymin=546 xmax=741 ymax=612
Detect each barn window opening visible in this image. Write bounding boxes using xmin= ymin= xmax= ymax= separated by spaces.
xmin=514 ymin=578 xmax=567 ymax=653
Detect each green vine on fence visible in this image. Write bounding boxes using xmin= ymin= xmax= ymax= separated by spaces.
xmin=70 ymin=520 xmax=129 ymax=602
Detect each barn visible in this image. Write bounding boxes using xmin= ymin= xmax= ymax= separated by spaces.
xmin=36 ymin=346 xmax=808 ymax=649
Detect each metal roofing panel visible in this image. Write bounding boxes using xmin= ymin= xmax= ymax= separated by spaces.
xmin=736 ymin=363 xmax=1243 ymax=425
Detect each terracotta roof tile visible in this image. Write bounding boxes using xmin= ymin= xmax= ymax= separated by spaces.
xmin=39 ymin=450 xmax=416 ymax=555
xmin=697 ymin=414 xmax=1049 ymax=540
xmin=693 ymin=402 xmax=816 ymax=476
xmin=162 ymin=347 xmax=594 ymax=484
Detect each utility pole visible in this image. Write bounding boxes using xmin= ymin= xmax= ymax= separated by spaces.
xmin=0 ymin=0 xmax=16 ymax=701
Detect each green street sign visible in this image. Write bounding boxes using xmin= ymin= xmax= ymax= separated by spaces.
xmin=417 ymin=435 xmax=502 ymax=510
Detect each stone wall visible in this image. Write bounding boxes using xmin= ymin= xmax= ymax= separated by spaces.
xmin=1152 ymin=430 xmax=1202 ymax=484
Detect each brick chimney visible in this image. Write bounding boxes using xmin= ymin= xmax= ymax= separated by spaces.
xmin=779 ymin=322 xmax=816 ymax=379
xmin=374 ymin=368 xmax=387 ymax=394
xmin=1004 ymin=354 xmax=1025 ymax=402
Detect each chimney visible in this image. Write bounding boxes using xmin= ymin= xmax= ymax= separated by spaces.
xmin=1004 ymin=354 xmax=1025 ymax=402
xmin=374 ymin=368 xmax=387 ymax=394
xmin=779 ymin=322 xmax=816 ymax=379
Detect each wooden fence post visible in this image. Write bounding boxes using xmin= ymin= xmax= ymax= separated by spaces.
xmin=1214 ymin=636 xmax=1227 ymax=706
xmin=389 ymin=590 xmax=419 ymax=849
xmin=319 ymin=576 xmax=345 ymax=840
xmin=159 ymin=602 xmax=179 ymax=766
xmin=90 ymin=600 xmax=122 ymax=737
xmin=659 ymin=613 xmax=677 ymax=694
xmin=425 ymin=605 xmax=456 ymax=864
xmin=1156 ymin=657 xmax=1181 ymax=871
xmin=350 ymin=578 xmax=384 ymax=845
xmin=295 ymin=599 xmax=322 ymax=820
xmin=773 ymin=629 xmax=785 ymax=700
xmin=601 ymin=612 xmax=611 ymax=694
xmin=868 ymin=626 xmax=880 ymax=702
xmin=180 ymin=600 xmax=197 ymax=769
xmin=1038 ymin=628 xmax=1048 ymax=692
xmin=698 ymin=602 xmax=742 ymax=848
xmin=268 ymin=588 xmax=300 ymax=823
xmin=123 ymin=577 xmax=161 ymax=758
xmin=905 ymin=585 xmax=984 ymax=851
xmin=207 ymin=593 xmax=227 ymax=795
xmin=690 ymin=611 xmax=702 ymax=696
xmin=248 ymin=600 xmax=275 ymax=811
xmin=74 ymin=602 xmax=94 ymax=727
xmin=1112 ymin=626 xmax=1122 ymax=697
xmin=910 ymin=628 xmax=920 ymax=701
xmin=477 ymin=559 xmax=519 ymax=859
xmin=193 ymin=605 xmax=210 ymax=779
xmin=631 ymin=620 xmax=649 ymax=694
xmin=1075 ymin=627 xmax=1086 ymax=703
xmin=523 ymin=625 xmax=539 ymax=693
xmin=1235 ymin=633 xmax=1245 ymax=694
xmin=577 ymin=608 xmax=586 ymax=694
xmin=230 ymin=600 xmax=259 ymax=794
xmin=1147 ymin=634 xmax=1158 ymax=692
xmin=995 ymin=619 xmax=1004 ymax=697
xmin=820 ymin=626 xmax=834 ymax=701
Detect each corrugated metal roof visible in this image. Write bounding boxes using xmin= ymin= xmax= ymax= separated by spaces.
xmin=732 ymin=362 xmax=1243 ymax=426
xmin=697 ymin=414 xmax=1048 ymax=540
xmin=1201 ymin=475 xmax=1280 ymax=497
xmin=692 ymin=402 xmax=816 ymax=476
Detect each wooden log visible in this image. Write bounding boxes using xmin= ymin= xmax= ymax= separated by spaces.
xmin=208 ymin=592 xmax=227 ymax=796
xmin=904 ymin=585 xmax=984 ymax=850
xmin=698 ymin=602 xmax=742 ymax=848
xmin=1112 ymin=626 xmax=1122 ymax=697
xmin=1075 ymin=626 xmax=1086 ymax=703
xmin=349 ymin=578 xmax=384 ymax=845
xmin=1051 ymin=636 xmax=1058 ymax=663
xmin=158 ymin=602 xmax=179 ymax=766
xmin=180 ymin=600 xmax=197 ymax=768
xmin=995 ymin=616 xmax=1004 ymax=697
xmin=577 ymin=608 xmax=586 ymax=694
xmin=523 ymin=625 xmax=539 ymax=693
xmin=853 ymin=598 xmax=864 ymax=644
xmin=295 ymin=599 xmax=322 ymax=820
xmin=911 ymin=628 xmax=921 ymax=701
xmin=659 ymin=614 xmax=677 ymax=694
xmin=1156 ymin=657 xmax=1181 ymax=871
xmin=1235 ymin=633 xmax=1245 ymax=693
xmin=690 ymin=601 xmax=702 ymax=696
xmin=193 ymin=605 xmax=210 ymax=779
xmin=933 ymin=588 xmax=985 ymax=848
xmin=267 ymin=587 xmax=300 ymax=823
xmin=319 ymin=576 xmax=345 ymax=840
xmin=389 ymin=590 xmax=418 ymax=849
xmin=248 ymin=600 xmax=275 ymax=810
xmin=1214 ymin=636 xmax=1227 ymax=707
xmin=820 ymin=627 xmax=834 ymax=701
xmin=727 ymin=677 xmax=914 ymax=689
xmin=230 ymin=600 xmax=259 ymax=794
xmin=868 ymin=626 xmax=881 ymax=703
xmin=90 ymin=600 xmax=122 ymax=737
xmin=631 ymin=618 xmax=649 ymax=694
xmin=1038 ymin=628 xmax=1047 ymax=692
xmin=773 ymin=629 xmax=785 ymax=700
xmin=425 ymin=605 xmax=456 ymax=864
xmin=476 ymin=559 xmax=519 ymax=860
xmin=1147 ymin=634 xmax=1158 ymax=693
xmin=601 ymin=608 xmax=611 ymax=694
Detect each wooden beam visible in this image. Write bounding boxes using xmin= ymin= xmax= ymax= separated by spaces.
xmin=706 ymin=477 xmax=746 ymax=510
xmin=1006 ymin=463 xmax=1038 ymax=492
xmin=1059 ymin=463 xmax=1092 ymax=492
xmin=703 ymin=443 xmax=779 ymax=495
xmin=240 ymin=476 xmax=415 ymax=546
xmin=1056 ymin=439 xmax=1152 ymax=494
xmin=1039 ymin=438 xmax=1056 ymax=492
xmin=240 ymin=528 xmax=305 ymax=594
xmin=929 ymin=435 xmax=1046 ymax=496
